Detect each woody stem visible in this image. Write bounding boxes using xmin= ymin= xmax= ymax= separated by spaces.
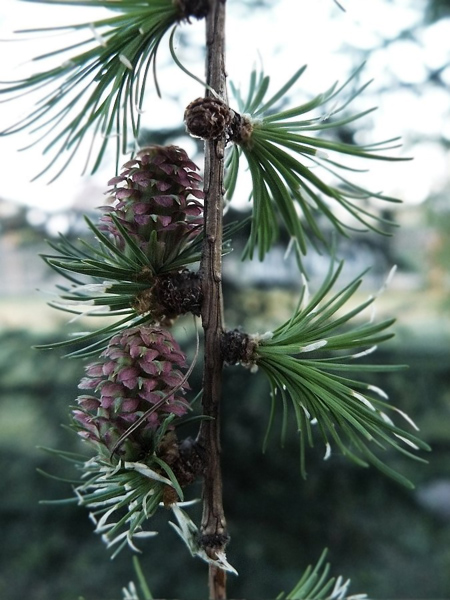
xmin=197 ymin=0 xmax=229 ymax=599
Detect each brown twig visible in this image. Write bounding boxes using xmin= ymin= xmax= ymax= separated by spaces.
xmin=197 ymin=1 xmax=229 ymax=599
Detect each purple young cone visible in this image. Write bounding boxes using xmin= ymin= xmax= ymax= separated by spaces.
xmin=99 ymin=146 xmax=204 ymax=271
xmin=74 ymin=325 xmax=190 ymax=460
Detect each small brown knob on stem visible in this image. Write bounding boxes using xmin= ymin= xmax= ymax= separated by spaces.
xmin=176 ymin=0 xmax=210 ymax=20
xmin=184 ymin=97 xmax=234 ymax=140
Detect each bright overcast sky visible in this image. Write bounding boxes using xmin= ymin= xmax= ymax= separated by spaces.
xmin=0 ymin=0 xmax=449 ymax=218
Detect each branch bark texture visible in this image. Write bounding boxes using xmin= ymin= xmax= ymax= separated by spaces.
xmin=198 ymin=1 xmax=228 ymax=599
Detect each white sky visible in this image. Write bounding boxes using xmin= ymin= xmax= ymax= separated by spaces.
xmin=0 ymin=0 xmax=449 ymax=218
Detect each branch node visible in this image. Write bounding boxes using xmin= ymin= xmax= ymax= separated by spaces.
xmin=133 ymin=269 xmax=202 ymax=322
xmin=159 ymin=432 xmax=206 ymax=506
xmin=199 ymin=533 xmax=231 ymax=556
xmin=155 ymin=270 xmax=203 ymax=318
xmin=221 ymin=328 xmax=258 ymax=368
xmin=176 ymin=0 xmax=210 ymax=21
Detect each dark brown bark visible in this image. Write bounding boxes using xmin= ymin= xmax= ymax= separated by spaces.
xmin=197 ymin=1 xmax=229 ymax=599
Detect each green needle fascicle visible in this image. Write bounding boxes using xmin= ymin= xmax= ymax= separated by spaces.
xmin=226 ymin=64 xmax=411 ymax=264
xmin=0 ymin=0 xmax=208 ymax=180
xmin=252 ymin=261 xmax=430 ymax=487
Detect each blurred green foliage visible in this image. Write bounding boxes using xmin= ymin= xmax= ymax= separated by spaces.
xmin=0 ymin=324 xmax=449 ymax=599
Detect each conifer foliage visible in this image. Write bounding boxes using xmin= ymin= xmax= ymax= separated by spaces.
xmin=1 ymin=1 xmax=430 ymax=598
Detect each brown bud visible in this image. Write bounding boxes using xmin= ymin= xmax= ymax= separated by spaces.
xmin=184 ymin=97 xmax=233 ymax=140
xmin=176 ymin=0 xmax=209 ymax=20
xmin=221 ymin=328 xmax=257 ymax=366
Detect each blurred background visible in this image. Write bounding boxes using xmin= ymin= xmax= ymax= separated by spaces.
xmin=0 ymin=0 xmax=449 ymax=598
